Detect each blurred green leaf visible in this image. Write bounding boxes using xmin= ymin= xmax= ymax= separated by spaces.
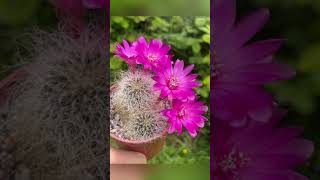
xmin=110 ymin=58 xmax=123 ymax=70
xmin=195 ymin=17 xmax=207 ymax=26
xmin=112 ymin=16 xmax=129 ymax=29
xmin=192 ymin=43 xmax=201 ymax=53
xmin=150 ymin=17 xmax=170 ymax=32
xmin=0 ymin=0 xmax=39 ymax=25
xmin=202 ymin=34 xmax=210 ymax=44
xmin=299 ymin=44 xmax=320 ymax=72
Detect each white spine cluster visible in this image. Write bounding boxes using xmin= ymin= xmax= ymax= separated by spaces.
xmin=110 ymin=70 xmax=167 ymax=141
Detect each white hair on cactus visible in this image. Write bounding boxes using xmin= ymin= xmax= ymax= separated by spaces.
xmin=1 ymin=25 xmax=108 ymax=180
xmin=110 ymin=70 xmax=167 ymax=141
xmin=112 ymin=70 xmax=156 ymax=111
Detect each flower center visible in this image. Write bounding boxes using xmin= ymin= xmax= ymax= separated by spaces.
xmin=178 ymin=109 xmax=185 ymax=119
xmin=168 ymin=76 xmax=178 ymax=89
xmin=218 ymin=148 xmax=250 ymax=178
xmin=147 ymin=54 xmax=158 ymax=62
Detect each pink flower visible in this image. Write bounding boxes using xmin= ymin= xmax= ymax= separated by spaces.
xmin=212 ymin=109 xmax=314 ymax=180
xmin=163 ymin=99 xmax=208 ymax=137
xmin=114 ymin=40 xmax=138 ymax=66
xmin=135 ymin=36 xmax=171 ymax=70
xmin=153 ymin=60 xmax=201 ymax=101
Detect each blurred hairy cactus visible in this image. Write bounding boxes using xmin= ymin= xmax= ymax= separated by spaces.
xmin=0 ymin=131 xmax=16 ymax=180
xmin=0 ymin=25 xmax=108 ymax=180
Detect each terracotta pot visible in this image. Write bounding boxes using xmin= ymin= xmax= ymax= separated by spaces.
xmin=110 ymin=85 xmax=167 ymax=160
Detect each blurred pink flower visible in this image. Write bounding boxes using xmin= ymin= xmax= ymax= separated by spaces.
xmin=153 ymin=60 xmax=201 ymax=101
xmin=135 ymin=36 xmax=171 ymax=70
xmin=83 ymin=0 xmax=107 ymax=8
xmin=51 ymin=0 xmax=106 ymax=33
xmin=212 ymin=109 xmax=314 ymax=180
xmin=163 ymin=99 xmax=207 ymax=137
xmin=212 ymin=0 xmax=295 ymax=126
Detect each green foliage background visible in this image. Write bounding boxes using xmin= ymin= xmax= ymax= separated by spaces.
xmin=110 ymin=16 xmax=211 ymax=164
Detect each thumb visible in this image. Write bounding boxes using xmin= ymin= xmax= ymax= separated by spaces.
xmin=110 ymin=147 xmax=147 ymax=164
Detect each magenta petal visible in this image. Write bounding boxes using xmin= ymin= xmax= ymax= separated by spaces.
xmin=186 ymin=74 xmax=198 ymax=81
xmin=232 ymin=8 xmax=270 ymax=49
xmin=238 ymin=39 xmax=284 ymax=63
xmin=182 ymin=120 xmax=198 ymax=137
xmin=175 ymin=120 xmax=183 ymax=135
xmin=213 ymin=0 xmax=236 ymax=36
xmin=160 ymin=88 xmax=170 ymax=98
xmin=275 ymin=139 xmax=314 ymax=162
xmin=183 ymin=64 xmax=194 ymax=76
xmin=168 ymin=123 xmax=176 ymax=134
xmin=174 ymin=60 xmax=184 ymax=74
xmin=150 ymin=39 xmax=163 ymax=49
xmin=194 ymin=118 xmax=204 ymax=128
xmin=160 ymin=45 xmax=171 ymax=55
xmin=137 ymin=36 xmax=147 ymax=45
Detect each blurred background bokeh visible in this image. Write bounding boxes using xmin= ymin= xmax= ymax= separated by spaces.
xmin=238 ymin=1 xmax=320 ymax=179
xmin=110 ymin=16 xmax=210 ymax=164
xmin=110 ymin=0 xmax=209 ymax=16
xmin=0 ymin=1 xmax=57 ymax=79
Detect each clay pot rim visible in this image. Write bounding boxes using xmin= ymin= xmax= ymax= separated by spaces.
xmin=110 ymin=83 xmax=168 ymax=145
xmin=110 ymin=129 xmax=167 ymax=145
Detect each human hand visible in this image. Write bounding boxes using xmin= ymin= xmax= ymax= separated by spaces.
xmin=110 ymin=147 xmax=147 ymax=164
xmin=110 ymin=147 xmax=147 ymax=180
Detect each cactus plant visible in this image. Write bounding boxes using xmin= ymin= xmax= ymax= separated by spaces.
xmin=110 ymin=70 xmax=168 ymax=141
xmin=111 ymin=36 xmax=208 ymax=159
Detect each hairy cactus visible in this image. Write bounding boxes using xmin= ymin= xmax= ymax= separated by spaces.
xmin=0 ymin=131 xmax=16 ymax=180
xmin=112 ymin=70 xmax=156 ymax=110
xmin=110 ymin=70 xmax=167 ymax=141
xmin=1 ymin=26 xmax=108 ymax=180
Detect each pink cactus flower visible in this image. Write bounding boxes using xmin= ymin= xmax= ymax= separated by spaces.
xmin=114 ymin=40 xmax=138 ymax=66
xmin=135 ymin=36 xmax=171 ymax=70
xmin=212 ymin=109 xmax=314 ymax=180
xmin=153 ymin=60 xmax=201 ymax=101
xmin=163 ymin=99 xmax=208 ymax=137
